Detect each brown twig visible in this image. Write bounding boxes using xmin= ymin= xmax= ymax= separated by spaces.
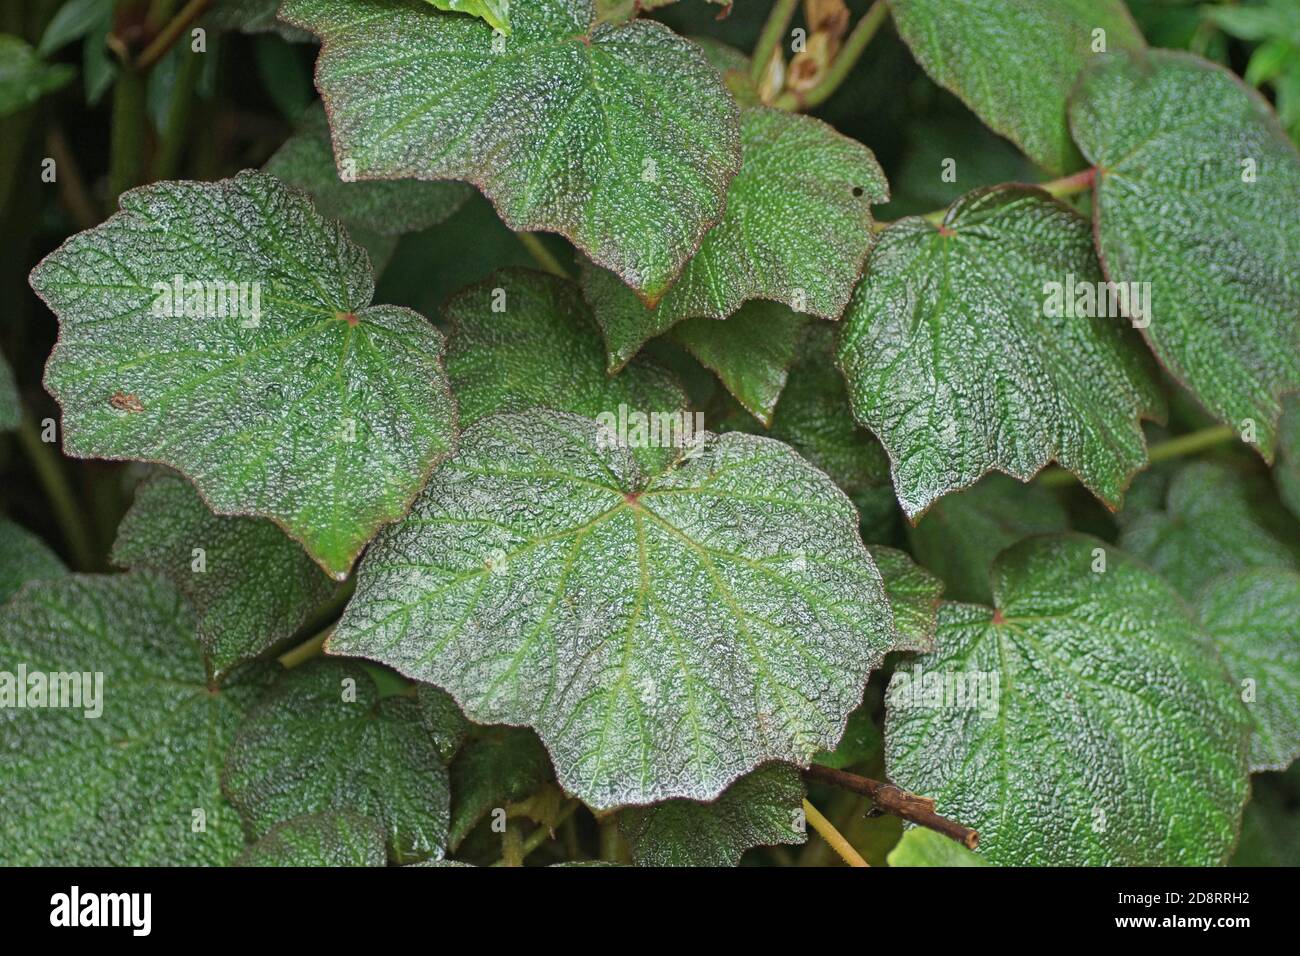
xmin=804 ymin=764 xmax=979 ymax=850
xmin=133 ymin=0 xmax=212 ymax=71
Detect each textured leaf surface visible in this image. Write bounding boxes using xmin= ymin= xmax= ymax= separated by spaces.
xmin=867 ymin=545 xmax=942 ymax=653
xmin=887 ymin=828 xmax=987 ymax=867
xmin=671 ymin=301 xmax=806 ymax=425
xmin=223 ymin=658 xmax=452 ymax=862
xmin=1278 ymin=397 xmax=1300 ymax=519
xmin=234 ymin=810 xmax=388 ymax=866
xmin=264 ymin=104 xmax=473 ymax=237
xmin=0 ymin=574 xmax=273 ymax=865
xmin=618 ymin=763 xmax=805 ymax=866
xmin=330 ymin=409 xmax=900 ymax=808
xmin=907 ymin=474 xmax=1070 ymax=604
xmin=279 ymin=0 xmax=742 ymax=301
xmin=427 ymin=0 xmax=510 ymax=34
xmin=0 ymin=352 xmax=18 ymax=430
xmin=444 ymin=268 xmax=688 ymax=470
xmin=1119 ymin=461 xmax=1300 ymax=597
xmin=0 ymin=34 xmax=74 ymax=117
xmin=888 ymin=0 xmax=1145 ymax=173
xmin=448 ymin=727 xmax=553 ymax=849
xmin=580 ymin=105 xmax=886 ymax=363
xmin=29 ymin=171 xmax=457 ymax=579
xmin=885 ymin=534 xmax=1250 ymax=865
xmin=1196 ymin=569 xmax=1300 ymax=773
xmin=112 ymin=472 xmax=336 ymax=682
xmin=838 ymin=186 xmax=1165 ymax=519
xmin=1071 ymin=50 xmax=1300 ymax=457
xmin=417 ymin=683 xmax=470 ymax=763
xmin=0 ymin=518 xmax=67 ymax=604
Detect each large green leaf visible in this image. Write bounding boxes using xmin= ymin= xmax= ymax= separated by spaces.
xmin=886 ymin=828 xmax=988 ymax=867
xmin=579 ymin=105 xmax=886 ymax=364
xmin=330 ymin=409 xmax=900 ymax=808
xmin=618 ymin=763 xmax=805 ymax=866
xmin=222 ymin=658 xmax=453 ymax=863
xmin=1071 ymin=49 xmax=1300 ymax=458
xmin=838 ymin=186 xmax=1165 ymax=519
xmin=278 ymin=0 xmax=742 ymax=302
xmin=447 ymin=726 xmax=553 ymax=850
xmin=885 ymin=534 xmax=1250 ymax=866
xmin=233 ymin=810 xmax=388 ymax=866
xmin=264 ymin=104 xmax=473 ymax=238
xmin=1119 ymin=461 xmax=1300 ymax=597
xmin=0 ymin=34 xmax=75 ymax=118
xmin=29 ymin=171 xmax=457 ymax=580
xmin=0 ymin=518 xmax=67 ymax=604
xmin=1196 ymin=569 xmax=1300 ymax=773
xmin=671 ymin=301 xmax=807 ymax=426
xmin=888 ymin=0 xmax=1145 ymax=173
xmin=111 ymin=471 xmax=337 ymax=683
xmin=0 ymin=352 xmax=18 ymax=430
xmin=0 ymin=573 xmax=274 ymax=865
xmin=444 ymin=268 xmax=688 ymax=471
xmin=907 ymin=474 xmax=1070 ymax=605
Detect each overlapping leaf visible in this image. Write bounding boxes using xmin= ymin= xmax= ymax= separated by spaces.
xmin=1071 ymin=49 xmax=1300 ymax=458
xmin=279 ymin=0 xmax=742 ymax=301
xmin=234 ymin=811 xmax=388 ymax=866
xmin=427 ymin=0 xmax=511 ymax=34
xmin=867 ymin=545 xmax=943 ymax=653
xmin=886 ymin=828 xmax=987 ymax=867
xmin=447 ymin=727 xmax=554 ymax=849
xmin=29 ymin=171 xmax=457 ymax=579
xmin=888 ymin=0 xmax=1145 ymax=172
xmin=1196 ymin=569 xmax=1300 ymax=772
xmin=0 ymin=573 xmax=274 ymax=865
xmin=111 ymin=471 xmax=337 ymax=682
xmin=838 ymin=185 xmax=1165 ymax=519
xmin=330 ymin=409 xmax=900 ymax=808
xmin=618 ymin=763 xmax=805 ymax=867
xmin=223 ymin=658 xmax=454 ymax=863
xmin=581 ymin=105 xmax=886 ymax=367
xmin=0 ymin=518 xmax=68 ymax=604
xmin=885 ymin=534 xmax=1250 ymax=865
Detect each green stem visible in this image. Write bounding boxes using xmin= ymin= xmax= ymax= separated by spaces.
xmin=501 ymin=820 xmax=525 ymax=867
xmin=489 ymin=800 xmax=580 ymax=866
xmin=16 ymin=415 xmax=96 ymax=570
xmin=750 ymin=0 xmax=800 ymax=85
xmin=278 ymin=624 xmax=336 ymax=669
xmin=774 ymin=0 xmax=888 ymax=111
xmin=152 ymin=43 xmax=203 ymax=180
xmin=516 ymin=232 xmax=570 ymax=279
xmin=1039 ymin=166 xmax=1097 ymax=199
xmin=108 ymin=67 xmax=147 ymax=211
xmin=597 ymin=814 xmax=625 ymax=864
xmin=1038 ymin=424 xmax=1239 ymax=488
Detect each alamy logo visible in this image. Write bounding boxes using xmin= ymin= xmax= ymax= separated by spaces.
xmin=888 ymin=665 xmax=1000 ymax=719
xmin=1042 ymin=272 xmax=1151 ymax=328
xmin=0 ymin=664 xmax=102 ymax=718
xmin=50 ymin=886 xmax=151 ymax=936
xmin=595 ymin=404 xmax=706 ymax=453
xmin=151 ymin=274 xmax=262 ymax=326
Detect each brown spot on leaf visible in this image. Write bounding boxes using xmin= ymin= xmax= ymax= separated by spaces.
xmin=110 ymin=392 xmax=145 ymax=413
xmin=336 ymin=311 xmax=359 ymax=326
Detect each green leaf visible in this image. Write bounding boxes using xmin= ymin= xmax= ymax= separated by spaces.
xmin=580 ymin=105 xmax=886 ymax=366
xmin=1196 ymin=568 xmax=1300 ymax=773
xmin=448 ymin=727 xmax=553 ymax=850
xmin=1119 ymin=461 xmax=1300 ymax=598
xmin=671 ymin=301 xmax=806 ymax=425
xmin=38 ymin=0 xmax=104 ymax=56
xmin=907 ymin=474 xmax=1070 ymax=605
xmin=1071 ymin=49 xmax=1300 ymax=458
xmin=444 ymin=268 xmax=688 ymax=471
xmin=0 ymin=34 xmax=75 ymax=118
xmin=263 ymin=104 xmax=473 ymax=238
xmin=207 ymin=0 xmax=315 ymax=43
xmin=417 ymin=683 xmax=471 ymax=763
xmin=425 ymin=0 xmax=510 ymax=34
xmin=0 ymin=351 xmax=19 ymax=431
xmin=110 ymin=471 xmax=337 ymax=683
xmin=233 ymin=810 xmax=388 ymax=866
xmin=0 ymin=518 xmax=68 ymax=604
xmin=0 ymin=573 xmax=274 ymax=865
xmin=838 ymin=186 xmax=1165 ymax=519
xmin=1277 ymin=396 xmax=1300 ymax=519
xmin=867 ymin=545 xmax=943 ymax=653
xmin=886 ymin=828 xmax=988 ymax=867
xmin=29 ymin=171 xmax=457 ymax=580
xmin=278 ymin=0 xmax=742 ymax=302
xmin=618 ymin=763 xmax=805 ymax=866
xmin=885 ymin=534 xmax=1250 ymax=866
xmin=330 ymin=409 xmax=901 ymax=808
xmin=222 ymin=658 xmax=452 ymax=863
xmin=888 ymin=0 xmax=1145 ymax=173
